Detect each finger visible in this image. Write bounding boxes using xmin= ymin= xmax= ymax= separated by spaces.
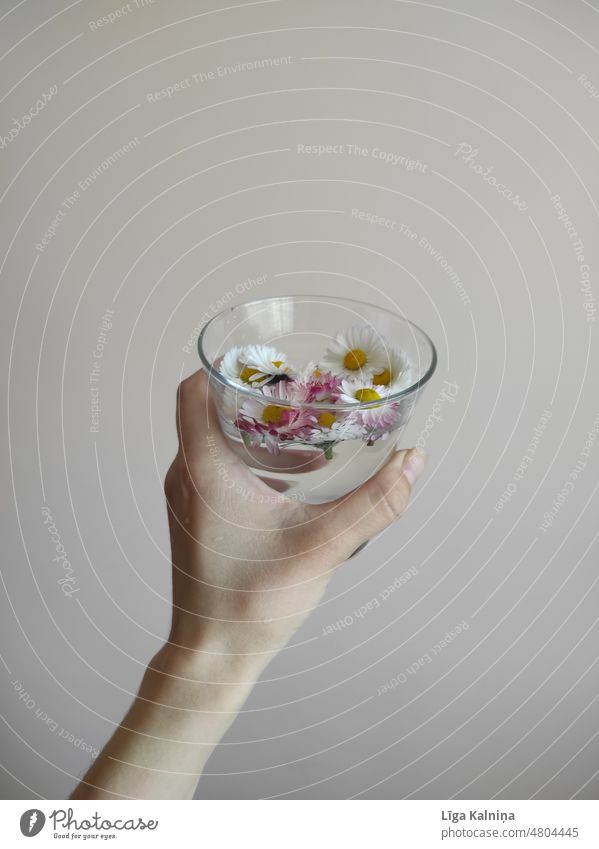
xmin=308 ymin=447 xmax=428 ymax=559
xmin=175 ymin=369 xmax=225 ymax=460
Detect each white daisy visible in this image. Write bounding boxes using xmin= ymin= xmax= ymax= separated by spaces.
xmin=338 ymin=377 xmax=390 ymax=405
xmin=338 ymin=378 xmax=401 ymax=430
xmin=371 ymin=346 xmax=413 ymax=393
xmin=388 ymin=364 xmax=413 ymax=394
xmin=216 ymin=348 xmax=256 ymax=419
xmin=241 ymin=343 xmax=294 ymax=384
xmin=217 ymin=344 xmax=293 ymax=386
xmin=297 ymin=361 xmax=323 ymax=380
xmin=219 ymin=346 xmax=247 ymax=386
xmin=321 ymin=323 xmax=387 ymax=379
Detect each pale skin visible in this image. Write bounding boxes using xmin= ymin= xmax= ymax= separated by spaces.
xmin=70 ymin=369 xmax=427 ymax=799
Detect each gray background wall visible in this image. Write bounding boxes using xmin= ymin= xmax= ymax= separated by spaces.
xmin=1 ymin=0 xmax=598 ymax=800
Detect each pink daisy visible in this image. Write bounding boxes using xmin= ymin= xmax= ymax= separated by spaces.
xmin=235 ymin=380 xmax=317 ymax=454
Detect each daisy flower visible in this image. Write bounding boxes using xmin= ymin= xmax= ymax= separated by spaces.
xmin=338 ymin=377 xmax=389 ymax=405
xmin=218 ymin=346 xmax=247 ymax=386
xmin=242 ymin=343 xmax=294 ymax=385
xmin=294 ymin=366 xmax=343 ymax=403
xmin=297 ymin=361 xmax=322 ymax=380
xmin=217 ymin=344 xmax=293 ymax=386
xmin=338 ymin=378 xmax=402 ymax=431
xmin=214 ymin=347 xmax=250 ymax=420
xmin=371 ymin=346 xmax=413 ymax=393
xmin=304 ymin=409 xmax=364 ymax=444
xmin=320 ymin=324 xmax=387 ymax=379
xmin=235 ymin=379 xmax=315 ymax=453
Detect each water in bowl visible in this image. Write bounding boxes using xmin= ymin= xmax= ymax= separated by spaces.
xmin=221 ymin=421 xmax=401 ymax=504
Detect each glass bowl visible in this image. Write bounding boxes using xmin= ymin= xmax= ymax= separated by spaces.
xmin=198 ymin=295 xmax=437 ymax=504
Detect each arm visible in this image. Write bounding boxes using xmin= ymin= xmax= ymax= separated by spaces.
xmin=70 ymin=640 xmax=268 ymax=800
xmin=71 ymin=369 xmax=427 ymax=799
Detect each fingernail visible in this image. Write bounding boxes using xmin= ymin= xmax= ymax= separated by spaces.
xmin=394 ymin=447 xmax=409 ymax=465
xmin=401 ymin=447 xmax=428 ymax=487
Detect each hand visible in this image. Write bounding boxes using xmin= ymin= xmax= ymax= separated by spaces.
xmin=164 ymin=369 xmax=428 ymax=670
xmin=71 ymin=369 xmax=427 ymax=800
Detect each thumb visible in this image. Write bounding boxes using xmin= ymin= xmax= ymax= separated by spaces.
xmin=309 ymin=447 xmax=428 ymax=560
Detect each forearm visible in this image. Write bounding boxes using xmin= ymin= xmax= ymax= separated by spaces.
xmin=70 ymin=639 xmax=264 ymax=800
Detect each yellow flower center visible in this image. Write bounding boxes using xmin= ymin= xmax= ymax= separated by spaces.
xmin=262 ymin=404 xmax=285 ymax=424
xmin=354 ymin=388 xmax=381 ymax=403
xmin=318 ymin=411 xmax=336 ymax=428
xmin=373 ymin=367 xmax=391 ymax=386
xmin=343 ymin=348 xmax=367 ymax=370
xmin=313 ymin=368 xmax=321 ymax=378
xmin=240 ymin=366 xmax=260 ymax=383
xmin=272 ymin=360 xmax=284 ymax=368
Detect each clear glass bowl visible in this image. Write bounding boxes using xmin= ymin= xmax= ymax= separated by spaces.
xmin=198 ymin=295 xmax=437 ymax=504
